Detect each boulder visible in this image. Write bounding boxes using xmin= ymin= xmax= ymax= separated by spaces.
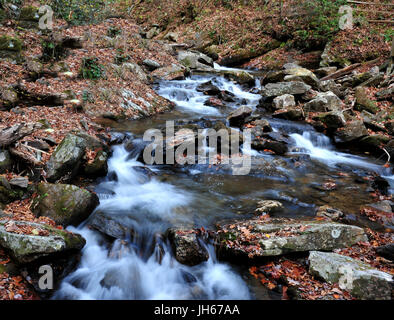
xmin=308 ymin=251 xmax=393 ymax=300
xmin=0 ymin=220 xmax=85 ymax=264
xmin=45 ymin=134 xmax=87 ymax=182
xmin=151 ymin=64 xmax=186 ymax=80
xmin=83 ymin=150 xmax=108 ymax=177
xmin=0 ymin=150 xmax=12 ymax=173
xmin=216 ymin=218 xmax=367 ymax=259
xmin=334 ymin=121 xmax=368 ymax=143
xmin=264 ymin=67 xmax=320 ymax=89
xmin=376 ymin=244 xmax=394 ymax=262
xmin=360 ymin=134 xmax=390 ymax=151
xmin=314 ymin=111 xmax=346 ymax=130
xmin=227 ymin=106 xmax=253 ymax=128
xmin=166 ymin=228 xmax=209 ymax=266
xmin=319 ymin=80 xmax=343 ymax=97
xmin=143 ymin=59 xmax=161 ymax=71
xmin=163 ymin=32 xmax=179 ymax=42
xmin=354 ymin=87 xmax=378 ymax=114
xmin=272 ymin=107 xmax=304 ymax=121
xmin=146 ymin=27 xmax=159 ymax=39
xmin=316 ymin=206 xmax=344 ymax=221
xmin=272 ymin=94 xmax=296 ymax=110
xmin=33 ymin=183 xmax=99 ymax=227
xmin=303 ymin=91 xmax=342 ymax=112
xmin=122 ymin=62 xmax=148 ymax=83
xmin=88 ymin=211 xmax=132 ymax=240
xmin=261 ymin=82 xmax=311 ymax=98
xmin=196 ymin=81 xmax=221 ymax=96
xmin=177 ymin=50 xmax=213 ymax=69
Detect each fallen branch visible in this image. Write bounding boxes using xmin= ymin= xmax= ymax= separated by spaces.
xmin=320 ymin=63 xmax=361 ymax=81
xmin=0 ymin=123 xmax=35 ymax=148
xmin=347 ymin=1 xmax=394 ymax=6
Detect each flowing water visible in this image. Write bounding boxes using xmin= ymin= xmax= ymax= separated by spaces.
xmin=54 ymin=69 xmax=393 ymax=300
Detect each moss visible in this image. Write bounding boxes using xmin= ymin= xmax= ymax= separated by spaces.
xmin=0 ymin=9 xmax=6 ymax=23
xmin=0 ymin=35 xmax=23 ymax=52
xmin=19 ymin=6 xmax=40 ymax=21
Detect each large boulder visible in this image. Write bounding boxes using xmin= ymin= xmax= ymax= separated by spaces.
xmin=216 ymin=218 xmax=367 ymax=259
xmin=303 ymin=91 xmax=343 ymax=112
xmin=166 ymin=228 xmax=209 ymax=266
xmin=261 ymin=82 xmax=311 ymax=98
xmin=0 ymin=220 xmax=85 ymax=264
xmin=33 ymin=183 xmax=99 ymax=227
xmin=177 ymin=50 xmax=213 ymax=69
xmin=308 ymin=251 xmax=393 ymax=300
xmin=227 ymin=106 xmax=253 ymax=128
xmin=45 ymin=134 xmax=86 ymax=182
xmin=314 ymin=111 xmax=346 ymax=130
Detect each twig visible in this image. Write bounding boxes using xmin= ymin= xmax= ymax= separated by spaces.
xmin=382 ymin=147 xmax=391 ymax=165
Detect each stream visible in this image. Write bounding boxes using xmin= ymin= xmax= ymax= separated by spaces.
xmin=53 ymin=67 xmax=394 ymax=300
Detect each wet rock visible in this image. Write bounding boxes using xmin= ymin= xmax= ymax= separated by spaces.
xmin=359 ymin=134 xmax=390 ymax=152
xmin=316 ymin=206 xmax=344 ymax=221
xmin=0 ymin=150 xmax=12 ymax=173
xmin=196 ymin=81 xmax=221 ymax=96
xmin=371 ymin=176 xmax=390 ymax=196
xmin=249 ymin=119 xmax=272 ymax=133
xmin=303 ymin=91 xmax=342 ymax=112
xmin=33 ymin=183 xmax=99 ymax=227
xmin=308 ymin=251 xmax=393 ymax=300
xmin=83 ymin=150 xmax=108 ymax=177
xmin=365 ymin=200 xmax=393 ymax=213
xmin=261 ymin=82 xmax=311 ymax=98
xmin=376 ymin=244 xmax=394 ymax=262
xmin=354 ymin=87 xmax=378 ymax=114
xmin=255 ymin=200 xmax=284 ymax=214
xmin=216 ymin=218 xmax=367 ymax=259
xmin=272 ymin=94 xmax=296 ymax=110
xmin=264 ymin=67 xmax=320 ymax=89
xmin=166 ymin=228 xmax=209 ymax=266
xmin=227 ymin=106 xmax=253 ymax=128
xmin=252 ymin=136 xmax=288 ymax=155
xmin=0 ymin=220 xmax=85 ymax=264
xmin=45 ymin=134 xmax=86 ymax=182
xmin=272 ymin=107 xmax=304 ymax=121
xmin=88 ymin=211 xmax=132 ymax=240
xmin=178 ymin=50 xmax=213 ymax=69
xmin=204 ymin=97 xmax=225 ymax=108
xmin=143 ymin=59 xmax=161 ymax=71
xmin=314 ymin=111 xmax=346 ymax=130
xmin=334 ymin=121 xmax=368 ymax=143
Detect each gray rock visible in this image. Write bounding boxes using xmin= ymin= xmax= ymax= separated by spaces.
xmin=0 ymin=220 xmax=85 ymax=264
xmin=334 ymin=120 xmax=368 ymax=143
xmin=88 ymin=211 xmax=132 ymax=240
xmin=146 ymin=27 xmax=159 ymax=39
xmin=255 ymin=200 xmax=284 ymax=214
xmin=167 ymin=228 xmax=209 ymax=266
xmin=315 ymin=111 xmax=346 ymax=130
xmin=319 ymin=79 xmax=343 ymax=97
xmin=272 ymin=94 xmax=296 ymax=110
xmin=316 ymin=206 xmax=344 ymax=221
xmin=308 ymin=251 xmax=393 ymax=300
xmin=164 ymin=32 xmax=179 ymax=42
xmin=354 ymin=87 xmax=378 ymax=114
xmin=9 ymin=177 xmax=28 ymax=189
xmin=303 ymin=91 xmax=343 ymax=112
xmin=33 ymin=183 xmax=99 ymax=227
xmin=143 ymin=59 xmax=161 ymax=71
xmin=216 ymin=218 xmax=367 ymax=258
xmin=151 ymin=64 xmax=186 ymax=80
xmin=315 ymin=67 xmax=337 ymax=78
xmin=272 ymin=107 xmax=304 ymax=121
xmin=46 ymin=133 xmax=86 ymax=182
xmin=265 ymin=67 xmax=320 ymax=89
xmin=227 ymin=106 xmax=253 ymax=127
xmin=0 ymin=150 xmax=12 ymax=173
xmin=177 ymin=50 xmax=213 ymax=69
xmin=122 ymin=62 xmax=148 ymax=83
xmin=261 ymin=82 xmax=311 ymax=98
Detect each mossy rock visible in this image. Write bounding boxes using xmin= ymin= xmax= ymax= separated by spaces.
xmin=0 ymin=186 xmax=25 ymax=205
xmin=0 ymin=35 xmax=23 ymax=52
xmin=33 ymin=183 xmax=99 ymax=227
xmin=83 ymin=150 xmax=108 ymax=177
xmin=354 ymin=87 xmax=378 ymax=114
xmin=18 ymin=6 xmax=42 ymax=28
xmin=360 ymin=134 xmax=390 ymax=149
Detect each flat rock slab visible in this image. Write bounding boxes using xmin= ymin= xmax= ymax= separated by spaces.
xmin=216 ymin=218 xmax=367 ymax=259
xmin=308 ymin=251 xmax=393 ymax=300
xmin=0 ymin=220 xmax=85 ymax=264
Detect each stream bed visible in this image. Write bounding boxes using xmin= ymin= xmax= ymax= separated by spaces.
xmin=53 ymin=68 xmax=393 ymax=300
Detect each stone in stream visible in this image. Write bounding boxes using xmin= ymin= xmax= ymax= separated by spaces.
xmin=166 ymin=228 xmax=209 ymax=266
xmin=308 ymin=251 xmax=393 ymax=300
xmin=272 ymin=94 xmax=296 ymax=110
xmin=272 ymin=107 xmax=304 ymax=121
xmin=255 ymin=200 xmax=284 ymax=214
xmin=334 ymin=120 xmax=368 ymax=144
xmin=303 ymin=91 xmax=343 ymax=112
xmin=264 ymin=67 xmax=320 ymax=90
xmin=227 ymin=106 xmax=253 ymax=128
xmin=215 ymin=218 xmax=367 ymax=259
xmin=316 ymin=205 xmax=344 ymax=221
xmin=314 ymin=111 xmax=346 ymax=130
xmin=33 ymin=183 xmax=99 ymax=227
xmin=88 ymin=211 xmax=133 ymax=240
xmin=261 ymin=81 xmax=311 ymax=98
xmin=196 ymin=81 xmax=221 ymax=96
xmin=0 ymin=220 xmax=85 ymax=264
xmin=177 ymin=50 xmax=213 ymax=69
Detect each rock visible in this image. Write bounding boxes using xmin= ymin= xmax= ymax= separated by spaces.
xmin=308 ymin=251 xmax=393 ymax=300
xmin=376 ymin=244 xmax=394 ymax=262
xmin=0 ymin=35 xmax=22 ymax=52
xmin=27 ymin=139 xmax=51 ymax=152
xmin=164 ymin=32 xmax=179 ymax=42
xmin=272 ymin=94 xmax=296 ymax=110
xmin=384 ymin=121 xmax=394 ymax=135
xmin=196 ymin=81 xmax=221 ymax=96
xmin=223 ymin=70 xmax=254 ymax=85
xmin=334 ymin=121 xmax=368 ymax=143
xmin=33 ymin=183 xmax=99 ymax=227
xmin=319 ymin=80 xmax=343 ymax=97
xmin=9 ymin=177 xmax=28 ymax=189
xmin=204 ymin=97 xmax=225 ymax=108
xmin=146 ymin=27 xmax=159 ymax=39
xmin=178 ymin=50 xmax=213 ymax=69
xmin=261 ymin=82 xmax=311 ymax=98
xmin=272 ymin=107 xmax=304 ymax=121
xmin=255 ymin=200 xmax=284 ymax=214
xmin=151 ymin=64 xmax=186 ymax=80
xmin=88 ymin=211 xmax=132 ymax=240
xmin=122 ymin=62 xmax=148 ymax=83
xmin=249 ymin=119 xmax=272 ymax=133
xmin=0 ymin=220 xmax=85 ymax=264
xmin=303 ymin=91 xmax=343 ymax=112
xmin=0 ymin=150 xmax=12 ymax=173
xmin=143 ymin=59 xmax=161 ymax=71
xmin=252 ymin=137 xmax=288 ymax=155
xmin=320 ymin=42 xmax=334 ymax=67
xmin=83 ymin=150 xmax=108 ymax=177
xmin=314 ymin=111 xmax=346 ymax=130
xmin=360 ymin=134 xmax=390 ymax=151
xmin=167 ymin=228 xmax=209 ymax=266
xmin=376 ymin=85 xmax=394 ymax=101
xmin=264 ymin=67 xmax=320 ymax=89
xmin=365 ymin=200 xmax=393 ymax=213
xmin=354 ymin=87 xmax=378 ymax=114
xmin=227 ymin=106 xmax=253 ymax=128
xmin=45 ymin=134 xmax=87 ymax=182
xmin=316 ymin=206 xmax=344 ymax=221
xmin=315 ymin=67 xmax=337 ymax=78
xmin=216 ymin=218 xmax=367 ymax=259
